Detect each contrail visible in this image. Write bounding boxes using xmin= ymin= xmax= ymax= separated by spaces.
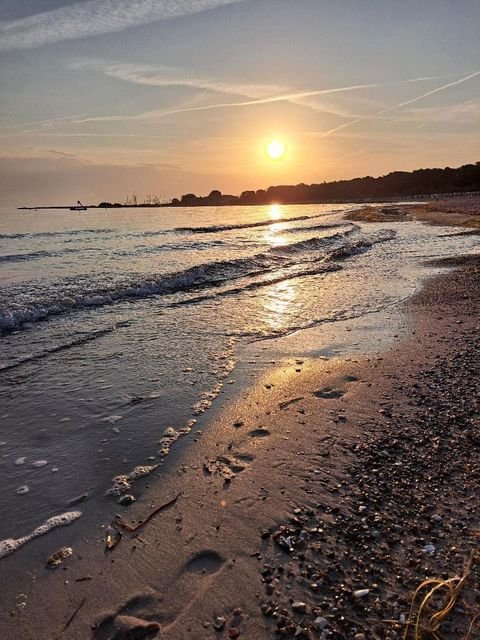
xmin=377 ymin=70 xmax=480 ymax=115
xmin=322 ymin=70 xmax=480 ymax=137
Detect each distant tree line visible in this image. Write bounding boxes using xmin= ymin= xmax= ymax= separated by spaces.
xmin=170 ymin=162 xmax=480 ymax=206
xmin=96 ymin=162 xmax=480 ymax=208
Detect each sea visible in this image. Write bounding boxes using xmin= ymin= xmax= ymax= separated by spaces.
xmin=0 ymin=202 xmax=478 ymax=558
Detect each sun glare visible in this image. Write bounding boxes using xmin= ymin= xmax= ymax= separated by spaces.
xmin=266 ymin=139 xmax=286 ymax=161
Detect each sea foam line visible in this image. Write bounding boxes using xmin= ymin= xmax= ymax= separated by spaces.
xmin=0 ymin=511 xmax=82 ymax=559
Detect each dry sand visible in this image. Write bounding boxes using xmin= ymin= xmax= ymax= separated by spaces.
xmin=1 ymin=234 xmax=479 ymax=639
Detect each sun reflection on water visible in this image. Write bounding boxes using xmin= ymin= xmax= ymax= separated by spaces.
xmin=269 ymin=204 xmax=282 ymax=220
xmin=263 ymin=279 xmax=298 ymax=332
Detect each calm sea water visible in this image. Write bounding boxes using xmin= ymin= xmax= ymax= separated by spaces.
xmin=0 ymin=203 xmax=478 ymax=552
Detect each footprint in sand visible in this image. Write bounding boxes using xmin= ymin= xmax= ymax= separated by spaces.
xmin=248 ymin=427 xmax=270 ymax=438
xmin=204 ymin=452 xmax=255 ymax=480
xmin=92 ymin=591 xmax=161 ymax=640
xmin=184 ymin=550 xmax=224 ymax=575
xmin=313 ymin=387 xmax=345 ymax=399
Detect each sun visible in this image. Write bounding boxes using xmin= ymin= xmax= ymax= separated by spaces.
xmin=266 ymin=139 xmax=286 ymax=161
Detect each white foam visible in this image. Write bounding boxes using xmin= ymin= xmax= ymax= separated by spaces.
xmin=0 ymin=511 xmax=82 ymax=559
xmin=106 ymin=465 xmax=157 ymax=496
xmin=102 ymin=415 xmax=123 ymax=424
xmin=14 ymin=457 xmax=26 ymax=465
xmin=32 ymin=459 xmax=48 ymax=468
xmin=16 ymin=485 xmax=29 ymax=495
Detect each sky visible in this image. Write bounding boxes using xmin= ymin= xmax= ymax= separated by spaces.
xmin=0 ymin=0 xmax=479 ymax=205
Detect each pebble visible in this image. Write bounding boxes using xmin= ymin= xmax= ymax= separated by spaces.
xmin=291 ymin=601 xmax=307 ymax=612
xmin=314 ymin=616 xmax=329 ymax=630
xmin=213 ymin=616 xmax=226 ymax=631
xmin=422 ymin=544 xmax=436 ymax=554
xmin=353 ymin=589 xmax=370 ymax=599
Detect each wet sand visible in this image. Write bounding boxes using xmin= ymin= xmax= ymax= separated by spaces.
xmin=345 ymin=196 xmax=480 ymax=229
xmin=1 ymin=262 xmax=479 ymax=638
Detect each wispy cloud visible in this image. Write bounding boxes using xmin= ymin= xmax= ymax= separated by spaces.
xmin=0 ymin=0 xmax=244 ymax=52
xmin=68 ymin=59 xmax=381 ymax=124
xmin=70 ymin=59 xmax=287 ymax=100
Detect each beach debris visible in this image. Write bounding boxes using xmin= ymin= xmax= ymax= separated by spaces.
xmin=16 ymin=485 xmax=30 ymax=495
xmin=422 ymin=543 xmax=436 ymax=555
xmin=62 ymin=597 xmax=86 ymax=632
xmin=105 ymin=525 xmax=122 ymax=552
xmin=46 ymin=546 xmax=73 ymax=568
xmin=0 ymin=511 xmax=81 ymax=559
xmin=32 ymin=459 xmax=48 ymax=468
xmin=68 ymin=492 xmax=89 ymax=506
xmin=279 ymin=397 xmax=304 ymax=410
xmin=118 ymin=494 xmax=136 ymax=506
xmin=111 ymin=615 xmax=160 ymax=640
xmin=14 ymin=457 xmax=26 ymax=465
xmin=115 ymin=492 xmax=181 ymax=534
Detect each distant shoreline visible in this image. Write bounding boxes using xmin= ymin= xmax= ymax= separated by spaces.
xmin=16 ymin=160 xmax=480 ymax=210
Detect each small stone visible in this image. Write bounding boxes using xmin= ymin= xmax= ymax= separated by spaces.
xmin=228 ymin=629 xmax=240 ymax=639
xmin=213 ymin=616 xmax=226 ymax=631
xmin=118 ymin=495 xmax=136 ymax=506
xmin=314 ymin=616 xmax=329 ymax=630
xmin=431 ymin=514 xmax=443 ymax=523
xmin=353 ymin=589 xmax=370 ymax=599
xmin=291 ymin=601 xmax=307 ymax=613
xmin=422 ymin=544 xmax=436 ymax=555
xmin=354 ymin=634 xmax=366 ymax=640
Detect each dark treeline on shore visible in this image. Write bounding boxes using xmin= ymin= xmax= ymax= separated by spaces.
xmin=22 ymin=162 xmax=478 ymax=210
xmin=167 ymin=162 xmax=479 ymax=207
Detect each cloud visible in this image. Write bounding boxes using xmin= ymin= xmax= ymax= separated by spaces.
xmin=0 ymin=0 xmax=244 ymax=51
xmin=70 ymin=58 xmax=287 ymax=100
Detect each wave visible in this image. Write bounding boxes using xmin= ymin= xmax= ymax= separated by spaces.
xmin=0 ymin=228 xmax=395 ymax=333
xmin=0 ymin=228 xmax=114 ymax=240
xmin=277 ymin=221 xmax=353 ymax=234
xmin=174 ymin=212 xmax=329 ymax=234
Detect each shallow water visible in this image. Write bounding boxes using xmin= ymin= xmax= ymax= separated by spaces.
xmin=0 ymin=203 xmax=478 ymax=547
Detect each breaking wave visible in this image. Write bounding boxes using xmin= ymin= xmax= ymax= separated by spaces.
xmin=174 ymin=212 xmax=330 ymax=234
xmin=0 ymin=228 xmax=395 ymax=332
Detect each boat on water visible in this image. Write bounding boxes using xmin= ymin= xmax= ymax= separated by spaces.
xmin=70 ymin=200 xmax=87 ymax=211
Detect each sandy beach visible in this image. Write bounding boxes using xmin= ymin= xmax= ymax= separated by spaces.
xmin=0 ymin=205 xmax=478 ymax=640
